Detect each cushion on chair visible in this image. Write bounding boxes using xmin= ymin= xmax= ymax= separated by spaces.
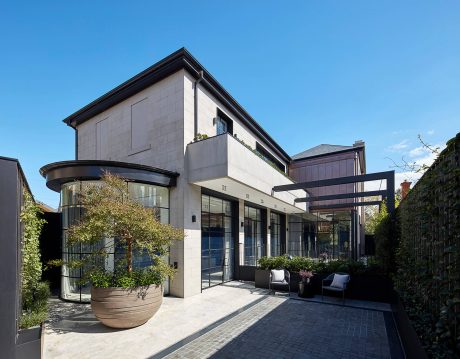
xmin=271 ymin=269 xmax=285 ymax=283
xmin=330 ymin=274 xmax=349 ymax=289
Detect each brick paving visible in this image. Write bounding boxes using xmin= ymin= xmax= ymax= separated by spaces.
xmin=164 ymin=296 xmax=392 ymax=359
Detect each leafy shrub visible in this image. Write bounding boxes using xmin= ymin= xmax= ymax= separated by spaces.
xmin=258 ymin=256 xmax=383 ymax=276
xmin=20 ymin=191 xmax=49 ymax=328
xmin=20 ymin=191 xmax=46 ymax=305
xmin=19 ymin=281 xmax=50 ymax=329
xmin=89 ymin=268 xmax=165 ymax=288
xmin=285 ymin=256 xmax=314 ymax=272
xmin=258 ymin=256 xmax=288 ymax=270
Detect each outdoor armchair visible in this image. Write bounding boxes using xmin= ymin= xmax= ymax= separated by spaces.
xmin=322 ymin=272 xmax=350 ymax=304
xmin=269 ymin=269 xmax=290 ymax=296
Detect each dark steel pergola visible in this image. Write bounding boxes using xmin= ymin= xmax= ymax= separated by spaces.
xmin=273 ymin=170 xmax=395 ymax=215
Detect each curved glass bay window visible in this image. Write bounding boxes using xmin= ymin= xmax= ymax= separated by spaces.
xmin=41 ymin=160 xmax=178 ymax=303
xmin=61 ymin=180 xmax=170 ymax=302
xmin=244 ymin=205 xmax=265 ymax=266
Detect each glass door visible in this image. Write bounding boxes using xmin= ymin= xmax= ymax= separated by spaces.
xmin=244 ymin=205 xmax=265 ymax=266
xmin=201 ymin=194 xmax=234 ymax=290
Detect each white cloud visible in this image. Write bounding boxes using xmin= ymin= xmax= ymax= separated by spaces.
xmin=384 ymin=138 xmax=445 ymax=192
xmin=408 ymin=146 xmax=424 ymax=157
xmin=392 ymin=142 xmax=444 ymax=191
xmin=387 ymin=139 xmax=410 ymax=152
xmin=427 ymin=129 xmax=435 ymax=135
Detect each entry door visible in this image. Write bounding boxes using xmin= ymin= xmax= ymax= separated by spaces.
xmin=201 ymin=195 xmax=234 ymax=290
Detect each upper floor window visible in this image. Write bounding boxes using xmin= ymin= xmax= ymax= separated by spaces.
xmin=216 ymin=116 xmax=228 ymax=135
xmin=215 ymin=109 xmax=233 ymax=136
xmin=255 ymin=142 xmax=286 ymax=173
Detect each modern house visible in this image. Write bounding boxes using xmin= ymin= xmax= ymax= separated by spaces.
xmin=289 ymin=142 xmax=366 ymax=259
xmin=40 ymin=48 xmax=366 ymax=301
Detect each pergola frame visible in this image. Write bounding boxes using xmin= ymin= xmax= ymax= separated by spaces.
xmin=273 ymin=170 xmax=395 ymax=215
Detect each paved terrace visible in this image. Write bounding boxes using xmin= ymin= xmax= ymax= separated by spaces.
xmin=44 ymin=282 xmax=403 ymax=359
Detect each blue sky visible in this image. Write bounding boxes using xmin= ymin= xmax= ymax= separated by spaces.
xmin=1 ymin=1 xmax=459 ymax=208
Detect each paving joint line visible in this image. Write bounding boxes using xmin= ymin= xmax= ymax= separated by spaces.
xmin=148 ymin=295 xmax=269 ymax=359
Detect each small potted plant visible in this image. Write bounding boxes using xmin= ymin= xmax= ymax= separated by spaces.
xmin=298 ymin=270 xmax=314 ymax=298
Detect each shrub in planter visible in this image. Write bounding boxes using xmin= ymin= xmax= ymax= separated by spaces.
xmin=258 ymin=255 xmax=289 ymax=270
xmin=53 ymin=173 xmax=184 ymax=329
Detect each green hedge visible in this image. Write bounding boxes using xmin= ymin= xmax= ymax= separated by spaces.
xmin=394 ymin=133 xmax=460 ymax=358
xmin=257 ymin=255 xmax=383 ymax=276
xmin=20 ymin=191 xmax=49 ymax=328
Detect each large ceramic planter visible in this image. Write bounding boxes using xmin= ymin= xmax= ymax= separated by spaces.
xmin=91 ymin=285 xmax=162 ymax=329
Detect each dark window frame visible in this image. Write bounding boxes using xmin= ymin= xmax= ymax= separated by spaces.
xmin=255 ymin=142 xmax=286 ymax=173
xmin=215 ymin=108 xmax=233 ymax=136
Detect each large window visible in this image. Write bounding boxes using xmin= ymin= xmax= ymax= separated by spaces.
xmin=270 ymin=212 xmax=282 ymax=257
xmin=201 ymin=195 xmax=235 ymax=289
xmin=244 ymin=205 xmax=265 ymax=266
xmin=287 ymin=215 xmax=316 ymax=257
xmin=316 ymin=211 xmax=351 ymax=260
xmin=60 ymin=180 xmax=170 ymax=303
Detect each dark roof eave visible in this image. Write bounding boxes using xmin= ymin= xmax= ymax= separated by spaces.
xmin=63 ymin=48 xmax=291 ymax=163
xmin=40 ymin=160 xmax=180 ymax=192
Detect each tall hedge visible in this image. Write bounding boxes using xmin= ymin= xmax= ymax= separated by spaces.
xmin=394 ymin=133 xmax=460 ymax=358
xmin=20 ymin=191 xmax=49 ymax=328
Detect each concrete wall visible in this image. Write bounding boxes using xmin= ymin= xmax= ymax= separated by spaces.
xmin=184 ymin=72 xmax=288 ymax=171
xmin=187 ymin=134 xmax=305 ymax=210
xmin=76 ymin=70 xmax=191 ymax=297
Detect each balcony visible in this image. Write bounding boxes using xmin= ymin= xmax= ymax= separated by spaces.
xmin=186 ymin=134 xmax=306 ymax=213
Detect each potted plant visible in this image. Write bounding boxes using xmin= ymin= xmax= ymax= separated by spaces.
xmin=58 ymin=173 xmax=184 ymax=329
xmin=298 ymin=270 xmax=314 ymax=298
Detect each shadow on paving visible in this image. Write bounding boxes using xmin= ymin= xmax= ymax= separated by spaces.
xmin=156 ymin=297 xmax=404 ymax=359
xmin=46 ymin=297 xmax=119 ymax=335
xmin=209 ymin=300 xmax=403 ymax=359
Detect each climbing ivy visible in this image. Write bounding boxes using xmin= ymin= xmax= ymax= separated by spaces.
xmin=20 ymin=190 xmax=48 ymax=328
xmin=394 ymin=133 xmax=460 ymax=358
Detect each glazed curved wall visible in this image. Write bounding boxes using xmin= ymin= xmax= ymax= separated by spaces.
xmin=60 ymin=180 xmax=170 ymax=302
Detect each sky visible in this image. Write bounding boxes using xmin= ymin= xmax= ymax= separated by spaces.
xmin=1 ymin=1 xmax=459 ymax=209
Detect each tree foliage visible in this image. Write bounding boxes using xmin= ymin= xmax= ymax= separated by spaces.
xmin=62 ymin=173 xmax=184 ymax=288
